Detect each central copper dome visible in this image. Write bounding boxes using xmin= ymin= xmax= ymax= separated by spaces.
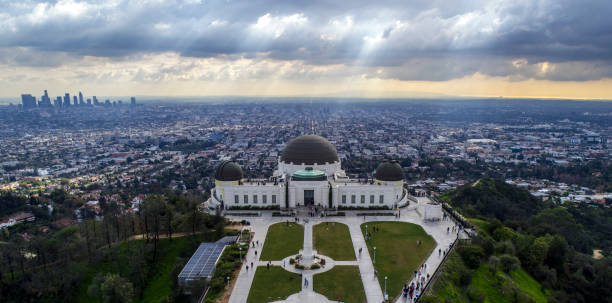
xmin=280 ymin=135 xmax=339 ymax=165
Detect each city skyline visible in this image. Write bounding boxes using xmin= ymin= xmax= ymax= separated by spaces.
xmin=18 ymin=89 xmax=135 ymax=108
xmin=1 ymin=1 xmax=612 ymax=100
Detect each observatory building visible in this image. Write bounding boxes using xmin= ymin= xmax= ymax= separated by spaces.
xmin=209 ymin=135 xmax=408 ymax=210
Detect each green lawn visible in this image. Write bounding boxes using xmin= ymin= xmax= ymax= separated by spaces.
xmin=260 ymin=222 xmax=304 ymax=261
xmin=469 ymin=218 xmax=492 ymax=234
xmin=314 ymin=266 xmax=366 ymax=303
xmin=247 ymin=266 xmax=302 ymax=303
xmin=470 ymin=266 xmax=548 ymax=303
xmin=313 ymin=222 xmax=356 ymax=260
xmin=361 ymin=221 xmax=436 ymax=299
xmin=428 ymin=250 xmax=548 ymax=303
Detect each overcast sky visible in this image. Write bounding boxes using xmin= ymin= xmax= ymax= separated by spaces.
xmin=1 ymin=0 xmax=612 ymax=99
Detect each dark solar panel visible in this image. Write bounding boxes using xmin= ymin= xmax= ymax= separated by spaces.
xmin=178 ymin=243 xmax=226 ymax=280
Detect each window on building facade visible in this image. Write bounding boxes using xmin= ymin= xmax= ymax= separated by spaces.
xmin=342 ymin=195 xmax=347 ymax=204
xmin=235 ymin=195 xmax=239 ymax=204
xmin=379 ymin=195 xmax=384 ymax=204
xmin=351 ymin=195 xmax=356 ymax=204
xmin=361 ymin=195 xmax=365 ymax=204
xmin=253 ymin=195 xmax=258 ymax=204
xmin=263 ymin=195 xmax=267 ymax=204
xmin=244 ymin=195 xmax=248 ymax=204
xmin=272 ymin=195 xmax=277 ymax=204
xmin=370 ymin=195 xmax=375 ymax=204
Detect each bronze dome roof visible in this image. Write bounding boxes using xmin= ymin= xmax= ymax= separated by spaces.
xmin=215 ymin=161 xmax=243 ymax=181
xmin=374 ymin=162 xmax=404 ymax=181
xmin=280 ymin=135 xmax=339 ymax=165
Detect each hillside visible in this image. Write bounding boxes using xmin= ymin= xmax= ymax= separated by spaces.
xmin=439 ymin=178 xmax=546 ymax=222
xmin=424 ymin=251 xmax=548 ymax=303
xmin=428 ymin=178 xmax=612 ymax=303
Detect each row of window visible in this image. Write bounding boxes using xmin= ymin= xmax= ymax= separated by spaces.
xmin=234 ymin=194 xmax=277 ymax=204
xmin=341 ymin=194 xmax=384 ymax=204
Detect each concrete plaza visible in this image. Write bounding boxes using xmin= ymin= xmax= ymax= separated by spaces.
xmin=227 ymin=197 xmax=461 ymax=303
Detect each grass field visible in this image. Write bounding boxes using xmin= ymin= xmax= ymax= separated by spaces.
xmin=313 ymin=222 xmax=356 ymax=260
xmin=260 ymin=222 xmax=304 ymax=261
xmin=428 ymin=250 xmax=548 ymax=303
xmin=314 ymin=266 xmax=366 ymax=303
xmin=468 ymin=218 xmax=492 ymax=234
xmin=247 ymin=266 xmax=302 ymax=303
xmin=361 ymin=221 xmax=436 ymax=299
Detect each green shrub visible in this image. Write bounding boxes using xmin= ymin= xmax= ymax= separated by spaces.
xmin=473 ymin=234 xmax=495 ymax=256
xmin=295 ymin=264 xmax=305 ymax=270
xmin=499 ymin=254 xmax=521 ymax=273
xmin=310 ymin=264 xmax=320 ymax=270
xmin=289 ymin=258 xmax=295 ymax=265
xmin=458 ymin=244 xmax=485 ymax=269
xmin=467 ymin=285 xmax=485 ymax=303
xmin=454 ymin=264 xmax=473 ymax=287
xmin=495 ymin=240 xmax=516 ymax=255
xmin=488 ymin=255 xmax=500 ymax=273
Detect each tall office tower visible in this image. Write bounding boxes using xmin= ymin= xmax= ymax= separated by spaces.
xmin=73 ymin=96 xmax=78 ymax=106
xmin=87 ymin=98 xmax=92 ymax=105
xmin=38 ymin=90 xmax=51 ymax=107
xmin=78 ymin=91 xmax=84 ymax=105
xmin=130 ymin=96 xmax=136 ymax=106
xmin=63 ymin=93 xmax=71 ymax=107
xmin=21 ymin=94 xmax=37 ymax=109
xmin=54 ymin=96 xmax=62 ymax=108
xmin=93 ymin=96 xmax=99 ymax=105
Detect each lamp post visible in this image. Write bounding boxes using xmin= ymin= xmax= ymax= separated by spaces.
xmin=226 ymin=276 xmax=230 ymax=296
xmin=239 ymin=247 xmax=242 ymax=260
xmin=365 ymin=224 xmax=368 ymax=239
xmin=384 ymin=276 xmax=388 ymax=299
xmin=373 ymin=246 xmax=376 ymax=264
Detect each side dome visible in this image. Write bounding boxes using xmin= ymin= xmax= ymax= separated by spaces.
xmin=375 ymin=162 xmax=404 ymax=181
xmin=280 ymin=135 xmax=339 ymax=165
xmin=215 ymin=161 xmax=243 ymax=181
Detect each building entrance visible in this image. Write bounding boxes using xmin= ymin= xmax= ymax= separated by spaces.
xmin=304 ymin=190 xmax=314 ymax=206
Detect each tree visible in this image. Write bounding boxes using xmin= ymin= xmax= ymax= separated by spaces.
xmin=521 ymin=237 xmax=549 ymax=269
xmin=488 ymin=255 xmax=500 ymax=273
xmin=458 ymin=244 xmax=485 ymax=269
xmin=499 ymin=254 xmax=520 ymax=273
xmin=546 ymin=235 xmax=568 ymax=273
xmin=88 ymin=273 xmax=134 ymax=303
xmin=141 ymin=195 xmax=165 ymax=262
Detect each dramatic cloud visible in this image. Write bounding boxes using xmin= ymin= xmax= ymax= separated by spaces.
xmin=0 ymin=0 xmax=611 ymax=98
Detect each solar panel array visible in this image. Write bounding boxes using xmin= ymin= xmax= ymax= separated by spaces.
xmin=178 ymin=243 xmax=226 ymax=281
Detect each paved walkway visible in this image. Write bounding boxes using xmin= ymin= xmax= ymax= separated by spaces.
xmin=228 ymin=220 xmax=271 ymax=303
xmin=226 ymin=197 xmax=461 ymax=303
xmin=347 ymin=219 xmax=386 ymax=302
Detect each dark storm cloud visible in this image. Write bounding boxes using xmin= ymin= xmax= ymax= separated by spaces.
xmin=0 ymin=0 xmax=611 ymax=81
